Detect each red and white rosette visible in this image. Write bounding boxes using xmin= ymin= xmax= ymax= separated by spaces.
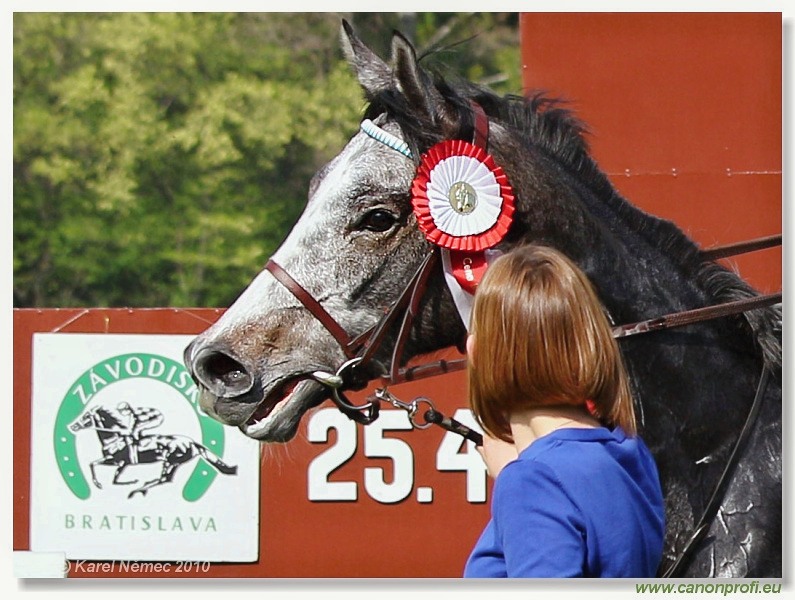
xmin=411 ymin=139 xmax=514 ymax=326
xmin=412 ymin=139 xmax=514 ymax=253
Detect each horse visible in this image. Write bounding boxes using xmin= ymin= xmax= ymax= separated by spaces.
xmin=183 ymin=22 xmax=781 ymax=577
xmin=69 ymin=405 xmax=238 ymax=498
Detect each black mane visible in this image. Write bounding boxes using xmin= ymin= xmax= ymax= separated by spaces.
xmin=365 ymin=73 xmax=780 ymax=372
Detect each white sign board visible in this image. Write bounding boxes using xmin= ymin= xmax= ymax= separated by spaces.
xmin=29 ymin=333 xmax=261 ymax=562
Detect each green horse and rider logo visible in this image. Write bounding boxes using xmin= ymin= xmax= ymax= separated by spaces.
xmin=54 ymin=352 xmax=237 ymax=501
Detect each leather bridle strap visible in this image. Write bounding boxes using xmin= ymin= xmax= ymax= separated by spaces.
xmin=265 ymin=259 xmax=358 ymax=359
xmin=384 ymin=290 xmax=781 ymax=384
xmin=388 ymin=248 xmax=440 ymax=383
xmin=357 ymin=249 xmax=438 ymax=374
xmin=265 ymin=248 xmax=439 ymax=384
xmin=469 ymin=100 xmax=489 ymax=150
xmin=700 ymin=233 xmax=781 ymax=262
xmin=613 ymin=292 xmax=782 ymax=339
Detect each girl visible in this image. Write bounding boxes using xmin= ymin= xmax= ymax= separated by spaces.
xmin=464 ymin=245 xmax=665 ymax=578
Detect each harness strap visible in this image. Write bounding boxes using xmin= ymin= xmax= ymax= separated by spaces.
xmin=389 ymin=249 xmax=440 ymax=383
xmin=266 ymin=259 xmax=357 ymax=358
xmin=267 ymin=250 xmax=440 ymax=390
xmin=613 ymin=292 xmax=782 ymax=339
xmin=700 ymin=234 xmax=781 ymax=262
xmin=389 ymin=358 xmax=468 ymax=386
xmin=384 ymin=291 xmax=781 ymax=384
xmin=357 ymin=249 xmax=438 ymax=370
xmin=661 ymin=365 xmax=772 ymax=577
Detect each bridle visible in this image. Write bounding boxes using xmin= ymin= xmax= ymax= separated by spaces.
xmin=267 ymin=229 xmax=780 ymax=578
xmin=264 ymin=101 xmax=494 ymax=424
xmin=266 ymin=247 xmax=440 ymax=424
xmin=265 ymin=104 xmax=781 ymax=576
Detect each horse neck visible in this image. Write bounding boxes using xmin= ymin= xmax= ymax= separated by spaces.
xmin=508 ymin=148 xmax=728 ymax=336
xmin=510 ymin=145 xmax=780 ymax=369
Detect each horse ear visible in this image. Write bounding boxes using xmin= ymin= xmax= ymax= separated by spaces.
xmin=390 ymin=30 xmax=434 ymax=120
xmin=390 ymin=30 xmax=457 ymax=133
xmin=340 ymin=19 xmax=392 ymax=100
xmin=341 ymin=20 xmax=456 ymax=133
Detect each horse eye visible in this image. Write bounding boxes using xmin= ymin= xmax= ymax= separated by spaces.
xmin=360 ymin=209 xmax=398 ymax=233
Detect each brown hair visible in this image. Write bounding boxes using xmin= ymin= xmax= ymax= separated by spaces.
xmin=467 ymin=244 xmax=636 ymax=442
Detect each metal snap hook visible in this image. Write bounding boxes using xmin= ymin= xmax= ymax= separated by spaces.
xmin=408 ymin=396 xmax=435 ymax=430
xmin=371 ymin=389 xmax=435 ymax=430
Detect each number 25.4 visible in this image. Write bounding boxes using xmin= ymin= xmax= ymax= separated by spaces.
xmin=306 ymin=408 xmax=486 ymax=504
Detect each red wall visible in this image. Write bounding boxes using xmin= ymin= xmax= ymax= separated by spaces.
xmin=520 ymin=12 xmax=781 ymax=293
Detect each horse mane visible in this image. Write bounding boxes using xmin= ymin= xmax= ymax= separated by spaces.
xmin=363 ymin=69 xmax=781 ymax=372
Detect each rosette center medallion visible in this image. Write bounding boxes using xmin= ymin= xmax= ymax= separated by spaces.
xmin=448 ymin=181 xmax=478 ymax=214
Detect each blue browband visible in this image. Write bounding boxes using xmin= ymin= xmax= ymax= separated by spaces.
xmin=360 ymin=119 xmax=414 ymax=160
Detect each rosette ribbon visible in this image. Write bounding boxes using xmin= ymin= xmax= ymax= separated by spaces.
xmin=411 ymin=138 xmax=514 ymax=327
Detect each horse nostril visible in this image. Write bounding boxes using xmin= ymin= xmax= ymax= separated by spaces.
xmin=192 ymin=348 xmax=255 ymax=399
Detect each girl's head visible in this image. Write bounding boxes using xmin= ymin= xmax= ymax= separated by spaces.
xmin=467 ymin=244 xmax=636 ymax=441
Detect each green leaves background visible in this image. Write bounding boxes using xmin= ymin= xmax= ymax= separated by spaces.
xmin=14 ymin=13 xmax=519 ymax=308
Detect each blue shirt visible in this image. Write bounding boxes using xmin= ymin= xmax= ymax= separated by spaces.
xmin=464 ymin=426 xmax=664 ymax=578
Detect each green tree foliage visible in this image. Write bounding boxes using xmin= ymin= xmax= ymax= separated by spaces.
xmin=14 ymin=13 xmax=520 ymax=308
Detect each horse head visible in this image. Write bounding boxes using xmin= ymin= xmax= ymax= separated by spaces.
xmin=185 ymin=23 xmax=481 ymax=442
xmin=69 ymin=410 xmax=96 ymax=433
xmin=69 ymin=406 xmax=122 ymax=432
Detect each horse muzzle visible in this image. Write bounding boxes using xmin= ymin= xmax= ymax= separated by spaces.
xmin=184 ymin=342 xmax=262 ymax=425
xmin=185 ymin=339 xmax=329 ymax=441
xmin=189 ymin=345 xmax=256 ymax=401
